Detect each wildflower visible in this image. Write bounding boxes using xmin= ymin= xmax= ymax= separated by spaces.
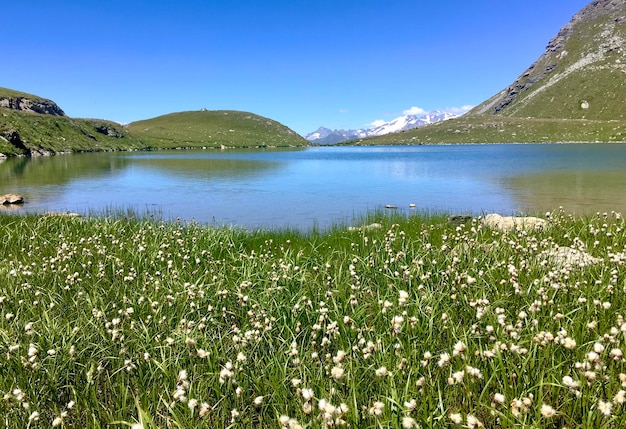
xmin=199 ymin=402 xmax=211 ymax=417
xmin=465 ymin=366 xmax=482 ymax=379
xmin=253 ymin=396 xmax=264 ymax=406
xmin=331 ymin=365 xmax=345 ymax=380
xmin=402 ymin=416 xmax=418 ymax=428
xmin=391 ymin=315 xmax=404 ymax=334
xmin=466 ymin=414 xmax=483 ymax=428
xmin=220 ymin=364 xmax=234 ymax=384
xmin=540 ymin=404 xmax=556 ymax=418
xmin=453 ymin=341 xmax=467 ymax=357
xmin=369 ymin=401 xmax=384 ymax=416
xmin=493 ymin=393 xmax=506 ymax=405
xmin=613 ymin=390 xmax=626 ymax=404
xmin=610 ymin=348 xmax=623 ymax=360
xmin=230 ymin=408 xmax=239 ymax=422
xmin=27 ymin=343 xmax=38 ymax=358
xmin=438 ymin=352 xmax=451 ymax=367
xmin=404 ymin=399 xmax=417 ymax=412
xmin=598 ymin=400 xmax=612 ymax=416
xmin=188 ymin=398 xmax=199 ymax=410
xmin=333 ymin=350 xmax=346 ymax=364
xmin=448 ymin=371 xmax=464 ymax=385
xmin=449 ymin=412 xmax=462 ymax=424
xmin=562 ymin=337 xmax=577 ymax=349
xmin=301 ymin=388 xmax=314 ymax=401
xmin=28 ymin=411 xmax=39 ymax=421
xmin=398 ymin=290 xmax=409 ymax=306
xmin=375 ymin=366 xmax=388 ymax=377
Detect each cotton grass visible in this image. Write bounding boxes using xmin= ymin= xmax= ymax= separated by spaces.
xmin=1 ymin=209 xmax=626 ymax=427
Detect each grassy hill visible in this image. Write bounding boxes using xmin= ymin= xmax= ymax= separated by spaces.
xmin=353 ymin=0 xmax=626 ymax=145
xmin=0 ymin=88 xmax=307 ymax=157
xmin=126 ymin=110 xmax=307 ymax=149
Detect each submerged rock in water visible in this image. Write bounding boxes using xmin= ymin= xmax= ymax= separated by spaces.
xmin=1 ymin=194 xmax=24 ymax=204
xmin=482 ymin=213 xmax=547 ymax=231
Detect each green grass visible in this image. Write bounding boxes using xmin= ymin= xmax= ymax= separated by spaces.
xmin=126 ymin=110 xmax=308 ymax=149
xmin=0 ymin=110 xmax=145 ymax=156
xmin=1 ymin=209 xmax=626 ymax=427
xmin=0 ymin=87 xmax=52 ymax=101
xmin=346 ymin=115 xmax=626 ymax=145
xmin=0 ymin=108 xmax=308 ymax=157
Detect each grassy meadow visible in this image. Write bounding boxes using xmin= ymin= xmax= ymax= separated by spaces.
xmin=1 ymin=210 xmax=626 ymax=428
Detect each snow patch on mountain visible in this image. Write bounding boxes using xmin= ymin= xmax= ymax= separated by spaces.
xmin=306 ymin=107 xmax=471 ymax=144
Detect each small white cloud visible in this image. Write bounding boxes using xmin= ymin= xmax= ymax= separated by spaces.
xmin=339 ymin=109 xmax=349 ymax=113
xmin=444 ymin=105 xmax=474 ymax=115
xmin=369 ymin=119 xmax=387 ymax=127
xmin=402 ymin=106 xmax=427 ymax=116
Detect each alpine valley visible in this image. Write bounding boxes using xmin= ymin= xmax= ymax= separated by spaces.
xmin=0 ymin=0 xmax=625 ymax=157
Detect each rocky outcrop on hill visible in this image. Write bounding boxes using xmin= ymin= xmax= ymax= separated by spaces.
xmin=0 ymin=96 xmax=65 ymax=116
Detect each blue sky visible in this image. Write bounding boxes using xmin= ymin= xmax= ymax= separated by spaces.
xmin=3 ymin=0 xmax=590 ymax=135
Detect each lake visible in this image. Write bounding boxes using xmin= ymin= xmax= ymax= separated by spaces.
xmin=2 ymin=143 xmax=626 ymax=230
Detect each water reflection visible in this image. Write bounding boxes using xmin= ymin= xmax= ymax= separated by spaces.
xmin=506 ymin=170 xmax=626 ymax=215
xmin=2 ymin=144 xmax=626 ymax=229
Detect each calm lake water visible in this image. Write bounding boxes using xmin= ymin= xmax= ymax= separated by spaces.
xmin=2 ymin=144 xmax=626 ymax=230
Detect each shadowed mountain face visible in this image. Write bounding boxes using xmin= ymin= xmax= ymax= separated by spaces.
xmin=472 ymin=0 xmax=626 ymax=121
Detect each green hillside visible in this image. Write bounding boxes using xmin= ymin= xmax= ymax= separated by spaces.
xmin=354 ymin=0 xmax=626 ymax=145
xmin=0 ymin=87 xmax=143 ymax=156
xmin=126 ymin=110 xmax=307 ymax=149
xmin=472 ymin=0 xmax=626 ymax=120
xmin=0 ymin=88 xmax=307 ymax=157
xmin=345 ymin=116 xmax=626 ymax=145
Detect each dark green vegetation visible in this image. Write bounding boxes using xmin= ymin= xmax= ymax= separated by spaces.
xmin=355 ymin=0 xmax=626 ymax=145
xmin=0 ymin=88 xmax=307 ymax=158
xmin=1 ymin=210 xmax=626 ymax=427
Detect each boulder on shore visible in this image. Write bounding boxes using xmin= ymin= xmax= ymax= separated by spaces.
xmin=482 ymin=213 xmax=547 ymax=232
xmin=1 ymin=194 xmax=24 ymax=204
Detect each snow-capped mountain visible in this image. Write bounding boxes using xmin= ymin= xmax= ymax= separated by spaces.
xmin=305 ymin=110 xmax=460 ymax=144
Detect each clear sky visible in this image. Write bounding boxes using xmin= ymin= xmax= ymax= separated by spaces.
xmin=3 ymin=0 xmax=591 ymax=135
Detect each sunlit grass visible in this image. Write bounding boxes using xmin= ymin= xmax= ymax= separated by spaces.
xmin=1 ymin=209 xmax=626 ymax=427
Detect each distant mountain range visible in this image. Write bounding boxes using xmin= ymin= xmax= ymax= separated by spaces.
xmin=305 ymin=110 xmax=460 ymax=144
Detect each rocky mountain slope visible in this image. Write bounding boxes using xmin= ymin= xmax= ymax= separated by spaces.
xmin=472 ymin=0 xmax=625 ymax=120
xmin=354 ymin=0 xmax=626 ymax=145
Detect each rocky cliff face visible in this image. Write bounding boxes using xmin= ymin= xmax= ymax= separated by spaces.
xmin=0 ymin=96 xmax=66 ymax=116
xmin=472 ymin=0 xmax=626 ymax=119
